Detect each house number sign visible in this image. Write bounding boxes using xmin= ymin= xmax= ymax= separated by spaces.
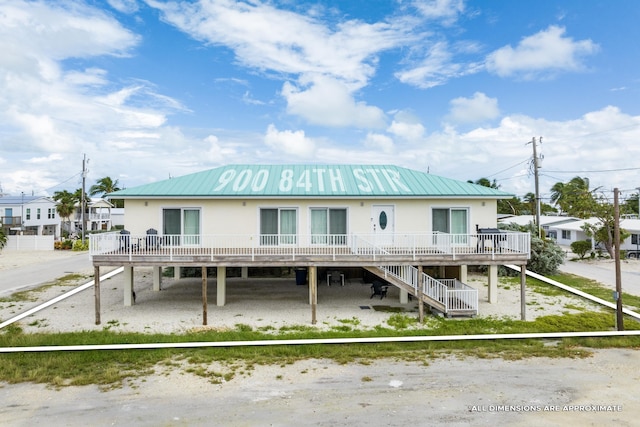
xmin=214 ymin=167 xmax=411 ymax=194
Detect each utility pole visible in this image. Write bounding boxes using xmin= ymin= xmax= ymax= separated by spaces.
xmin=613 ymin=188 xmax=624 ymax=331
xmin=528 ymin=137 xmax=543 ymax=237
xmin=81 ymin=154 xmax=87 ymax=242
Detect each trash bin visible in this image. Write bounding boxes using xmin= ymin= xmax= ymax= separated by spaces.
xmin=295 ymin=268 xmax=307 ymax=285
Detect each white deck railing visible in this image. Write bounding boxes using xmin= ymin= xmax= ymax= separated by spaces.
xmin=89 ymin=231 xmax=530 ymax=261
xmin=376 ymin=265 xmax=478 ymax=315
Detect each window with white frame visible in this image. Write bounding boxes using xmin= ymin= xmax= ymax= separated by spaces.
xmin=432 ymin=208 xmax=468 ymax=244
xmin=162 ymin=208 xmax=201 ymax=245
xmin=48 ymin=208 xmax=55 ymax=219
xmin=310 ymin=208 xmax=347 ymax=245
xmin=37 ymin=208 xmax=41 ymax=220
xmin=26 ymin=208 xmax=31 ymax=220
xmin=260 ymin=208 xmax=297 ymax=245
xmin=562 ymin=230 xmax=571 ymax=240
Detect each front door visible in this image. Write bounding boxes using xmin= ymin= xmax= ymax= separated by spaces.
xmin=371 ymin=205 xmax=394 ymax=245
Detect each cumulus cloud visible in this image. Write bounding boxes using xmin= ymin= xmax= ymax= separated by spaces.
xmin=485 ymin=26 xmax=599 ymax=78
xmin=281 ymin=76 xmax=386 ymax=128
xmin=364 ymin=133 xmax=395 ymax=154
xmin=447 ymin=92 xmax=500 ymax=124
xmin=264 ymin=124 xmax=316 ymax=158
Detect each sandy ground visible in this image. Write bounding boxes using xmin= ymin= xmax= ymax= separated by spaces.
xmin=0 ymin=250 xmax=615 ymax=334
xmin=1 ymin=250 xmax=639 ymax=426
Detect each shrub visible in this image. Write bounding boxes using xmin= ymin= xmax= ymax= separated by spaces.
xmin=570 ymin=240 xmax=592 ymax=259
xmin=72 ymin=239 xmax=89 ymax=251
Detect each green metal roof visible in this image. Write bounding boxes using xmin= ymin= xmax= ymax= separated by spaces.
xmin=109 ymin=164 xmax=512 ymax=199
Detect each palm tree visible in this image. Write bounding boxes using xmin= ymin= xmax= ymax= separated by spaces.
xmin=90 ymin=177 xmax=123 ymax=208
xmin=53 ymin=190 xmax=78 ymax=236
xmin=89 ymin=177 xmax=121 ymax=197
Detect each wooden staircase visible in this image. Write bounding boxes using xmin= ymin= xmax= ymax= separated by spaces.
xmin=364 ymin=265 xmax=478 ymax=317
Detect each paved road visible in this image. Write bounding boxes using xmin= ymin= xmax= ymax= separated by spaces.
xmin=0 ymin=252 xmax=94 ymax=296
xmin=558 ymin=260 xmax=640 ymax=296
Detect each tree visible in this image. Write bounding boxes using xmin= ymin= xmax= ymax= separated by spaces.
xmin=0 ymin=226 xmax=6 ymax=251
xmin=53 ymin=190 xmax=78 ymax=235
xmin=581 ymin=194 xmax=630 ymax=258
xmin=90 ymin=177 xmax=123 ymax=208
xmin=550 ymin=176 xmax=597 ymax=218
xmin=500 ymin=222 xmax=565 ymax=275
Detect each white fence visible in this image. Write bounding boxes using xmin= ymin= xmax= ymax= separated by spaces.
xmin=4 ymin=235 xmax=55 ymax=251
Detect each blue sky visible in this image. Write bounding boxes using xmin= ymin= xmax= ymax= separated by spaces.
xmin=1 ymin=0 xmax=640 ymax=205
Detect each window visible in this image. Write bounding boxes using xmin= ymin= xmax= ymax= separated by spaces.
xmin=311 ymin=208 xmax=347 ymax=244
xmin=632 ymin=234 xmax=639 ymax=245
xmin=432 ymin=208 xmax=468 ymax=244
xmin=37 ymin=208 xmax=41 ymax=220
xmin=26 ymin=208 xmax=31 ymax=220
xmin=162 ymin=208 xmax=201 ymax=245
xmin=48 ymin=208 xmax=55 ymax=219
xmin=562 ymin=230 xmax=571 ymax=240
xmin=260 ymin=208 xmax=297 ymax=245
xmin=432 ymin=208 xmax=468 ymax=234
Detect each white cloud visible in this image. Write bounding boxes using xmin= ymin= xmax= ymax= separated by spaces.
xmin=485 ymin=26 xmax=599 ymax=78
xmin=148 ymin=0 xmax=407 ymax=87
xmin=395 ymin=41 xmax=482 ymax=89
xmin=264 ymin=124 xmax=316 ymax=158
xmin=281 ymin=76 xmax=386 ymax=128
xmin=387 ymin=118 xmax=426 ymax=141
xmin=364 ymin=133 xmax=395 ymax=154
xmin=413 ymin=0 xmax=465 ymax=25
xmin=447 ymin=92 xmax=500 ymax=124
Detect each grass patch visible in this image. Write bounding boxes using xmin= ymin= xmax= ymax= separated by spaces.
xmin=1 ymin=311 xmax=638 ymax=389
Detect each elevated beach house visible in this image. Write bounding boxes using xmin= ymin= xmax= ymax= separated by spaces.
xmin=90 ymin=164 xmax=530 ymax=325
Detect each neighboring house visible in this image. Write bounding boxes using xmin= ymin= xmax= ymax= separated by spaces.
xmin=0 ymin=195 xmax=59 ymax=237
xmin=549 ymin=218 xmax=601 ymax=248
xmin=90 ymin=164 xmax=530 ymax=326
xmin=69 ymin=199 xmax=115 ymax=234
xmin=616 ymin=218 xmax=640 ymax=257
xmin=499 ymin=214 xmax=580 ymax=240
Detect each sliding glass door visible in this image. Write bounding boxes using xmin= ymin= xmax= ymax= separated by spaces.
xmin=163 ymin=208 xmax=201 ymax=245
xmin=311 ymin=208 xmax=347 ymax=245
xmin=260 ymin=208 xmax=297 ymax=245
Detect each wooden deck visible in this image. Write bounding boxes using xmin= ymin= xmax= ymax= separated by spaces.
xmin=90 ymin=232 xmax=530 ymax=267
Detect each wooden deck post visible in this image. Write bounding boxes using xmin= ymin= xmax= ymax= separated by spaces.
xmin=488 ymin=265 xmax=498 ymax=303
xmin=202 ymin=266 xmax=208 ymax=326
xmin=94 ymin=266 xmax=101 ymax=325
xmin=309 ymin=266 xmax=317 ymax=325
xmin=520 ymin=264 xmax=527 ymax=321
xmin=417 ymin=265 xmax=424 ymax=323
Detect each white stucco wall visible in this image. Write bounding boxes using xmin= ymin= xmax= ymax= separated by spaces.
xmin=121 ymin=197 xmax=499 ymax=236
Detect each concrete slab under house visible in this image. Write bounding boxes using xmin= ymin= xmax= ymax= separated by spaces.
xmin=90 ymin=164 xmax=531 ymax=326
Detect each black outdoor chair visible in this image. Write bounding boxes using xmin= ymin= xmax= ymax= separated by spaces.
xmin=146 ymin=228 xmax=160 ymax=250
xmin=327 ymin=270 xmax=345 ymax=286
xmin=370 ymin=281 xmax=389 ymax=299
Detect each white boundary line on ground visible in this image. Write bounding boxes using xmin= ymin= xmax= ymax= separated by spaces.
xmin=1 ymin=330 xmax=639 ymax=353
xmin=0 ymin=267 xmax=124 ymax=330
xmin=505 ymin=264 xmax=640 ymax=321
